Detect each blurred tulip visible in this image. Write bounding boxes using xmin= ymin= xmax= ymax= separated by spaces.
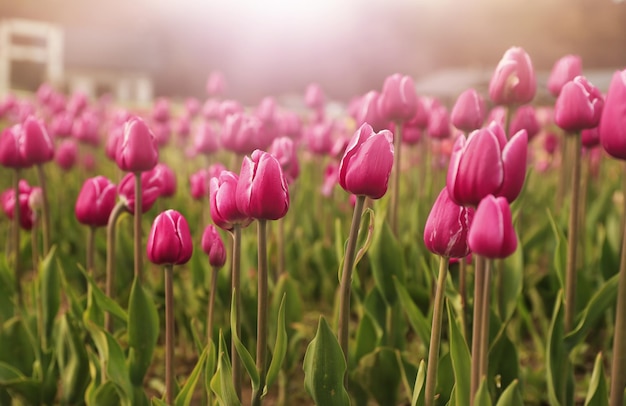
xmin=115 ymin=117 xmax=159 ymax=172
xmin=0 ymin=125 xmax=29 ymax=169
xmin=378 ymin=73 xmax=417 ymax=122
xmin=185 ymin=97 xmax=200 ymax=117
xmin=202 ymin=99 xmax=221 ymax=120
xmin=21 ymin=116 xmax=55 ymax=166
xmin=548 ymin=54 xmax=582 ymax=97
xmin=201 ymin=224 xmax=227 ymax=268
xmin=210 ymin=170 xmax=251 ymax=230
xmin=118 ymin=170 xmax=162 ymax=214
xmin=152 ymin=97 xmax=171 ymax=123
xmin=509 ymin=105 xmax=540 ymax=139
xmin=321 ymin=163 xmax=339 ymax=197
xmin=555 ymin=76 xmax=604 ymax=132
xmin=175 ymin=114 xmax=191 ymax=139
xmin=489 ymin=47 xmax=536 ymax=106
xmin=49 ymin=112 xmax=74 ymax=139
xmin=582 ymin=127 xmax=600 ymax=149
xmin=55 ymin=139 xmax=78 ymax=171
xmin=105 ymin=126 xmax=123 ymax=161
xmin=67 ymin=92 xmax=88 ymax=116
xmin=193 ymin=122 xmax=220 ymax=155
xmin=269 ymin=136 xmax=300 ymax=184
xmin=190 ymin=169 xmax=210 ymax=200
xmin=147 ymin=210 xmax=193 ymax=265
xmin=468 ymin=195 xmax=517 ymax=258
xmin=304 ymin=121 xmax=334 ymax=155
xmin=339 ymin=123 xmax=394 ymax=200
xmin=221 ymin=113 xmax=262 ymax=155
xmin=451 ymin=88 xmax=486 ymax=132
xmin=206 ymin=71 xmax=227 ymax=96
xmin=355 ymin=91 xmax=389 ymax=132
xmin=424 ymin=187 xmax=475 ymax=258
xmin=208 ymin=163 xmax=227 ymax=180
xmin=75 ymin=176 xmax=117 ymax=227
xmin=1 ymin=189 xmax=35 ymax=230
xmin=72 ymin=111 xmax=101 ymax=147
xmin=153 ymin=121 xmax=171 ymax=147
xmin=153 ymin=163 xmax=177 ymax=198
xmin=218 ymin=100 xmax=243 ymax=121
xmin=544 ymin=132 xmax=560 ymax=156
xmin=305 ymin=83 xmax=325 ymax=110
xmin=428 ymin=105 xmax=451 ymax=139
xmin=599 ymin=70 xmax=626 ymax=160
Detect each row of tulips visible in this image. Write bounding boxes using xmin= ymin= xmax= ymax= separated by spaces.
xmin=0 ymin=45 xmax=625 ymax=406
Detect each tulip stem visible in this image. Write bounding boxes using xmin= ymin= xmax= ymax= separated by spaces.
xmin=609 ymin=162 xmax=626 ymax=406
xmin=165 ymin=264 xmax=175 ymax=405
xmin=338 ymin=194 xmax=366 ymax=386
xmin=105 ymin=200 xmax=128 ymax=333
xmin=565 ymin=133 xmax=581 ymax=333
xmin=207 ymin=266 xmax=218 ymax=346
xmin=231 ymin=224 xmax=242 ymax=400
xmin=470 ymin=254 xmax=485 ymax=405
xmin=277 ymin=216 xmax=285 ymax=279
xmin=134 ymin=172 xmax=143 ymax=282
xmin=12 ymin=169 xmax=22 ymax=306
xmin=35 ymin=164 xmax=51 ymax=255
xmin=87 ymin=226 xmax=95 ymax=276
xmin=459 ymin=259 xmax=468 ymax=339
xmin=252 ymin=219 xmax=269 ymax=406
xmin=478 ymin=259 xmax=492 ymax=384
xmin=425 ymin=256 xmax=449 ymax=406
xmin=390 ymin=122 xmax=402 ymax=236
xmin=31 ymin=218 xmax=39 ymax=274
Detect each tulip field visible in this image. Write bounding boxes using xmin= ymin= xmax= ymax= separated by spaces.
xmin=1 ymin=48 xmax=626 ymax=406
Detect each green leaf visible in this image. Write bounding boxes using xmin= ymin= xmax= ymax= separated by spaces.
xmin=0 ymin=256 xmax=15 ymax=321
xmin=0 ymin=362 xmax=41 ymax=405
xmin=495 ymin=380 xmax=523 ymax=406
xmin=152 ymin=398 xmax=169 ymax=406
xmin=91 ymin=381 xmax=122 ymax=405
xmin=394 ymin=277 xmax=431 ymax=349
xmin=204 ymin=339 xmax=217 ymax=401
xmin=266 ymin=295 xmax=287 ymax=390
xmin=354 ymin=312 xmax=381 ymax=364
xmin=39 ymin=247 xmax=59 ymax=349
xmin=564 ymin=274 xmax=618 ymax=350
xmin=411 ymin=360 xmax=426 ymax=406
xmin=353 ymin=347 xmax=401 ymax=406
xmin=369 ymin=220 xmax=404 ymax=305
xmin=354 ymin=208 xmax=375 ymax=268
xmin=127 ymin=277 xmax=159 ymax=386
xmin=210 ymin=331 xmax=242 ymax=406
xmin=56 ymin=314 xmax=91 ymax=404
xmin=500 ymin=247 xmax=523 ymax=322
xmin=175 ymin=347 xmax=208 ymax=406
xmin=546 ymin=291 xmax=573 ymax=406
xmin=475 ymin=378 xmax=492 ymax=406
xmin=447 ymin=301 xmax=470 ymax=406
xmin=229 ymin=289 xmax=260 ymax=392
xmin=303 ymin=316 xmax=350 ymax=406
xmin=80 ymin=265 xmax=128 ymax=324
xmin=584 ymin=353 xmax=608 ymax=406
xmin=547 ymin=209 xmax=567 ymax=290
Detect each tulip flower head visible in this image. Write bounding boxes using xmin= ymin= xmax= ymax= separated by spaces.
xmin=305 ymin=83 xmax=325 ymax=110
xmin=355 ymin=91 xmax=389 ymax=132
xmin=118 ymin=170 xmax=162 ymax=214
xmin=451 ymin=88 xmax=486 ymax=132
xmin=599 ymin=70 xmax=626 ymax=160
xmin=190 ymin=169 xmax=210 ymax=200
xmin=548 ymin=54 xmax=583 ymax=97
xmin=75 ymin=176 xmax=117 ymax=227
xmin=489 ymin=47 xmax=536 ymax=106
xmin=206 ymin=71 xmax=227 ymax=96
xmin=555 ymin=76 xmax=604 ymax=132
xmin=193 ymin=122 xmax=220 ymax=155
xmin=428 ymin=105 xmax=451 ymax=140
xmin=201 ymin=224 xmax=227 ymax=268
xmin=509 ymin=105 xmax=540 ymax=140
xmin=115 ymin=117 xmax=159 ymax=172
xmin=378 ymin=73 xmax=418 ymax=122
xmin=147 ymin=210 xmax=193 ymax=265
xmin=424 ymin=187 xmax=475 ymax=258
xmin=269 ymin=136 xmax=300 ymax=184
xmin=55 ymin=139 xmax=78 ymax=171
xmin=21 ymin=116 xmax=55 ymax=166
xmin=153 ymin=163 xmax=177 ymax=198
xmin=468 ymin=195 xmax=517 ymax=259
xmin=338 ymin=123 xmax=394 ymax=200
xmin=0 ymin=124 xmax=29 ymax=169
xmin=210 ymin=170 xmax=252 ymax=231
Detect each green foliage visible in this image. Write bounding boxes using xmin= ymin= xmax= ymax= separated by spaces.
xmin=127 ymin=277 xmax=159 ymax=387
xmin=369 ymin=219 xmax=404 ymax=306
xmin=447 ymin=301 xmax=471 ymax=406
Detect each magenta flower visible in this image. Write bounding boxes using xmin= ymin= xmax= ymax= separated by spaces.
xmin=378 ymin=73 xmax=418 ymax=122
xmin=304 ymin=121 xmax=334 ymax=155
xmin=55 ymin=139 xmax=78 ymax=171
xmin=147 ymin=210 xmax=193 ymax=265
xmin=221 ymin=112 xmax=262 ymax=155
xmin=428 ymin=105 xmax=451 ymax=140
xmin=105 ymin=126 xmax=123 ymax=161
xmin=209 ymin=170 xmax=252 ymax=231
xmin=451 ymin=89 xmax=486 ymax=132
xmin=72 ymin=111 xmax=101 ymax=147
xmin=152 ymin=97 xmax=171 ymax=123
xmin=547 ymin=54 xmax=582 ymax=97
xmin=49 ymin=112 xmax=74 ymax=139
xmin=599 ymin=70 xmax=626 ymax=160
xmin=468 ymin=195 xmax=517 ymax=259
xmin=153 ymin=163 xmax=177 ymax=198
xmin=193 ymin=122 xmax=220 ymax=155
xmin=582 ymin=128 xmax=600 ymax=149
xmin=269 ymin=136 xmax=300 ymax=184
xmin=190 ymin=169 xmax=210 ymax=200
xmin=0 ymin=125 xmax=29 ymax=169
xmin=509 ymin=105 xmax=540 ymax=140
xmin=201 ymin=224 xmax=227 ymax=268
xmin=118 ymin=170 xmax=162 ymax=214
xmin=355 ymin=91 xmax=389 ymax=132
xmin=115 ymin=117 xmax=159 ymax=172
xmin=21 ymin=116 xmax=55 ymax=166
xmin=338 ymin=123 xmax=394 ymax=200
xmin=305 ymin=83 xmax=325 ymax=110
xmin=1 ymin=188 xmax=35 ymax=230
xmin=489 ymin=47 xmax=536 ymax=106
xmin=206 ymin=71 xmax=227 ymax=96
xmin=555 ymin=76 xmax=604 ymax=133
xmin=424 ymin=187 xmax=475 ymax=258
xmin=75 ymin=176 xmax=117 ymax=227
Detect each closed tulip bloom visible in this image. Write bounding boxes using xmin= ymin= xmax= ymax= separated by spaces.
xmin=21 ymin=116 xmax=55 ymax=165
xmin=49 ymin=112 xmax=74 ymax=138
xmin=468 ymin=195 xmax=517 ymax=259
xmin=356 ymin=91 xmax=389 ymax=132
xmin=2 ymin=191 xmax=35 ymax=230
xmin=153 ymin=163 xmax=177 ymax=197
xmin=581 ymin=128 xmax=600 ymax=149
xmin=339 ymin=123 xmax=394 ymax=200
xmin=548 ymin=54 xmax=582 ymax=97
xmin=193 ymin=122 xmax=220 ymax=155
xmin=378 ymin=73 xmax=418 ymax=122
xmin=304 ymin=121 xmax=334 ymax=155
xmin=201 ymin=224 xmax=227 ymax=268
xmin=424 ymin=187 xmax=475 ymax=258
xmin=498 ymin=129 xmax=528 ymax=203
xmin=269 ymin=136 xmax=300 ymax=184
xmin=509 ymin=105 xmax=540 ymax=139
xmin=555 ymin=76 xmax=604 ymax=132
xmin=236 ymin=150 xmax=289 ymax=220
xmin=489 ymin=47 xmax=536 ymax=106
xmin=221 ymin=112 xmax=262 ymax=155
xmin=115 ymin=117 xmax=159 ymax=172
xmin=206 ymin=71 xmax=227 ymax=96
xmin=0 ymin=125 xmax=29 ymax=168
xmin=210 ymin=170 xmax=252 ymax=230
xmin=428 ymin=105 xmax=451 ymax=139
xmin=147 ymin=210 xmax=193 ymax=265
xmin=190 ymin=169 xmax=210 ymax=200
xmin=451 ymin=88 xmax=486 ymax=132
xmin=402 ymin=125 xmax=421 ymax=145
xmin=152 ymin=97 xmax=171 ymax=123
xmin=75 ymin=176 xmax=117 ymax=227
xmin=55 ymin=139 xmax=77 ymax=171
xmin=321 ymin=163 xmax=339 ymax=197
xmin=305 ymin=83 xmax=325 ymax=110
xmin=118 ymin=170 xmax=162 ymax=214
xmin=208 ymin=163 xmax=227 ymax=180
xmin=599 ymin=70 xmax=626 ymax=160
xmin=105 ymin=126 xmax=123 ymax=161
xmin=185 ymin=97 xmax=200 ymax=117
xmin=544 ymin=132 xmax=559 ymax=156
xmin=218 ymin=100 xmax=244 ymax=121
xmin=72 ymin=112 xmax=101 ymax=147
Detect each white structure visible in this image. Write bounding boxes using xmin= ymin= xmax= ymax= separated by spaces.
xmin=65 ymin=69 xmax=153 ymax=105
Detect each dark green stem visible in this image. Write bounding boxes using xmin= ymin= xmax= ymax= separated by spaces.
xmin=13 ymin=169 xmax=22 ymax=306
xmin=478 ymin=260 xmax=492 ymax=383
xmin=105 ymin=200 xmax=128 ymax=333
xmin=390 ymin=122 xmax=402 ymax=236
xmin=337 ymin=195 xmax=366 ymax=385
xmin=425 ymin=256 xmax=449 ymax=406
xmin=35 ymin=164 xmax=51 ymax=255
xmin=470 ymin=255 xmax=485 ymax=405
xmin=231 ymin=224 xmax=242 ymax=401
xmin=565 ymin=133 xmax=581 ymax=333
xmin=134 ymin=172 xmax=143 ymax=282
xmin=277 ymin=216 xmax=285 ymax=279
xmin=165 ymin=264 xmax=175 ymax=405
xmin=252 ymin=220 xmax=269 ymax=406
xmin=459 ymin=259 xmax=468 ymax=339
xmin=31 ymin=218 xmax=39 ymax=276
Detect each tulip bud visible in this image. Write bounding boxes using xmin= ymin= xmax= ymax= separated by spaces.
xmin=428 ymin=105 xmax=451 ymax=139
xmin=21 ymin=116 xmax=55 ymax=165
xmin=49 ymin=112 xmax=73 ymax=138
xmin=269 ymin=136 xmax=300 ymax=184
xmin=105 ymin=126 xmax=123 ymax=161
xmin=190 ymin=169 xmax=210 ymax=200
xmin=115 ymin=117 xmax=159 ymax=172
xmin=55 ymin=139 xmax=78 ymax=171
xmin=321 ymin=163 xmax=339 ymax=197
xmin=424 ymin=187 xmax=474 ymax=258
xmin=75 ymin=176 xmax=117 ymax=227
xmin=210 ymin=170 xmax=252 ymax=231
xmin=544 ymin=132 xmax=559 ymax=156
xmin=555 ymin=76 xmax=604 ymax=132
xmin=355 ymin=91 xmax=389 ymax=132
xmin=193 ymin=122 xmax=220 ymax=155
xmin=509 ymin=105 xmax=540 ymax=140
xmin=304 ymin=121 xmax=334 ymax=155
xmin=489 ymin=47 xmax=536 ymax=106
xmin=1 ymin=185 xmax=36 ymax=230
xmin=185 ymin=97 xmax=200 ymax=117
xmin=208 ymin=163 xmax=227 ymax=180
xmin=201 ymin=224 xmax=227 ymax=268
xmin=581 ymin=128 xmax=600 ymax=149
xmin=339 ymin=123 xmax=394 ymax=200
xmin=206 ymin=71 xmax=227 ymax=96
xmin=72 ymin=112 xmax=101 ymax=147
xmin=305 ymin=83 xmax=325 ymax=110
xmin=236 ymin=150 xmax=290 ymax=220
xmin=451 ymin=88 xmax=486 ymax=132
xmin=153 ymin=163 xmax=177 ymax=198
xmin=221 ymin=113 xmax=262 ymax=155
xmin=547 ymin=54 xmax=582 ymax=97
xmin=468 ymin=195 xmax=517 ymax=258
xmin=378 ymin=73 xmax=418 ymax=122
xmin=599 ymin=70 xmax=626 ymax=160
xmin=0 ymin=125 xmax=29 ymax=168
xmin=498 ymin=129 xmax=528 ymax=203
xmin=118 ymin=170 xmax=162 ymax=214
xmin=147 ymin=210 xmax=193 ymax=265
xmin=152 ymin=97 xmax=171 ymax=123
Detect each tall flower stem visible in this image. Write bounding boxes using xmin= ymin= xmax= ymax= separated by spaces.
xmin=609 ymin=161 xmax=626 ymax=406
xmin=459 ymin=259 xmax=468 ymax=339
xmin=338 ymin=195 xmax=366 ymax=385
xmin=133 ymin=172 xmax=143 ymax=282
xmin=207 ymin=267 xmax=218 ymax=345
xmin=277 ymin=216 xmax=285 ymax=279
xmin=35 ymin=164 xmax=51 ymax=255
xmin=12 ymin=169 xmax=22 ymax=305
xmin=87 ymin=226 xmax=95 ymax=275
xmin=164 ymin=264 xmax=175 ymax=405
xmin=425 ymin=256 xmax=449 ymax=406
xmin=252 ymin=219 xmax=269 ymax=406
xmin=470 ymin=254 xmax=486 ymax=405
xmin=31 ymin=219 xmax=39 ymax=273
xmin=564 ymin=133 xmax=581 ymax=333
xmin=390 ymin=122 xmax=402 ymax=235
xmin=478 ymin=260 xmax=493 ymax=382
xmin=105 ymin=200 xmax=128 ymax=333
xmin=231 ymin=224 xmax=242 ymax=400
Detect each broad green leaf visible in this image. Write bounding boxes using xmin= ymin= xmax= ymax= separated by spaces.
xmin=394 ymin=277 xmax=431 ymax=349
xmin=204 ymin=339 xmax=217 ymax=401
xmin=0 ymin=257 xmax=15 ymax=323
xmin=584 ymin=353 xmax=608 ymax=406
xmin=447 ymin=301 xmax=470 ymax=406
xmin=175 ymin=347 xmax=208 ymax=406
xmin=127 ymin=278 xmax=159 ymax=386
xmin=500 ymin=247 xmax=523 ymax=322
xmin=303 ymin=316 xmax=350 ymax=406
xmin=495 ymin=380 xmax=523 ymax=406
xmin=547 ymin=209 xmax=567 ymax=290
xmin=546 ymin=291 xmax=573 ymax=406
xmin=352 ymin=347 xmax=400 ymax=405
xmin=0 ymin=361 xmax=41 ymax=404
xmin=56 ymin=314 xmax=90 ymax=405
xmin=411 ymin=360 xmax=426 ymax=406
xmin=91 ymin=381 xmax=122 ymax=405
xmin=475 ymin=378 xmax=492 ymax=406
xmin=266 ymin=295 xmax=287 ymax=390
xmin=152 ymin=398 xmax=169 ymax=406
xmin=210 ymin=332 xmax=242 ymax=406
xmin=354 ymin=208 xmax=375 ymax=268
xmin=229 ymin=289 xmax=260 ymax=391
xmin=39 ymin=247 xmax=59 ymax=349
xmin=354 ymin=312 xmax=381 ymax=364
xmin=79 ymin=266 xmax=128 ymax=324
xmin=369 ymin=220 xmax=404 ymax=305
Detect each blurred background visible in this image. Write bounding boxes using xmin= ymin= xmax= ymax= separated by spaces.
xmin=1 ymin=0 xmax=625 ymax=104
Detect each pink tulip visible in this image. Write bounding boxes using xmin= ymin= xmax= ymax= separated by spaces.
xmin=321 ymin=163 xmax=339 ymax=197
xmin=115 ymin=117 xmax=159 ymax=172
xmin=468 ymin=195 xmax=517 ymax=258
xmin=355 ymin=91 xmax=389 ymax=132
xmin=424 ymin=187 xmax=474 ymax=258
xmin=21 ymin=116 xmax=55 ymax=166
xmin=105 ymin=126 xmax=123 ymax=161
xmin=201 ymin=224 xmax=227 ymax=268
xmin=72 ymin=111 xmax=101 ymax=147
xmin=208 ymin=163 xmax=227 ymax=180
xmin=75 ymin=176 xmax=117 ymax=227
xmin=236 ymin=150 xmax=289 ymax=220
xmin=451 ymin=88 xmax=486 ymax=132
xmin=218 ymin=100 xmax=243 ymax=121
xmin=378 ymin=73 xmax=418 ymax=122
xmin=147 ymin=210 xmax=193 ymax=265
xmin=193 ymin=122 xmax=220 ymax=155
xmin=0 ymin=125 xmax=29 ymax=168
xmin=202 ymin=99 xmax=221 ymax=120
xmin=118 ymin=170 xmax=162 ymax=214
xmin=49 ymin=112 xmax=74 ymax=139
xmin=279 ymin=111 xmax=302 ymax=140
xmin=304 ymin=121 xmax=334 ymax=155
xmin=1 ymin=189 xmax=35 ymax=230
xmin=153 ymin=163 xmax=177 ymax=198
xmin=305 ymin=83 xmax=325 ymax=110
xmin=581 ymin=128 xmax=600 ymax=149
xmin=555 ymin=76 xmax=604 ymax=132
xmin=55 ymin=139 xmax=78 ymax=171
xmin=428 ymin=105 xmax=451 ymax=140
xmin=209 ymin=170 xmax=252 ymax=231
xmin=509 ymin=105 xmax=540 ymax=140
xmin=206 ymin=71 xmax=227 ymax=96
xmin=175 ymin=115 xmax=191 ymax=139
xmin=221 ymin=113 xmax=262 ymax=155
xmin=185 ymin=97 xmax=201 ymax=117
xmin=489 ymin=47 xmax=536 ymax=106
xmin=599 ymin=70 xmax=626 ymax=160
xmin=152 ymin=97 xmax=171 ymax=123
xmin=547 ymin=54 xmax=582 ymax=97
xmin=190 ymin=169 xmax=210 ymax=200
xmin=339 ymin=123 xmax=394 ymax=200
xmin=269 ymin=136 xmax=300 ymax=184
xmin=152 ymin=121 xmax=171 ymax=147
xmin=544 ymin=132 xmax=559 ymax=156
